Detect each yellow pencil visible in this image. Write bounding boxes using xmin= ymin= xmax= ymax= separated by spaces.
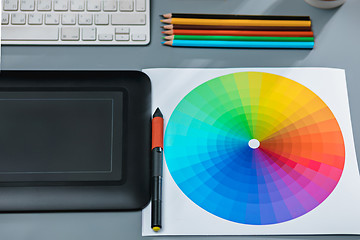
xmin=161 ymin=18 xmax=311 ymax=27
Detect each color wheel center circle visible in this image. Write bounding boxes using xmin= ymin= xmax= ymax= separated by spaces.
xmin=248 ymin=139 xmax=260 ymax=149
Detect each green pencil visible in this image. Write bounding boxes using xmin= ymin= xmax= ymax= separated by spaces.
xmin=164 ymin=35 xmax=314 ymax=42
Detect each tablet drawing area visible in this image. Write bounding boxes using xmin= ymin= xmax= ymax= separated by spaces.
xmin=0 ymin=91 xmax=123 ymax=183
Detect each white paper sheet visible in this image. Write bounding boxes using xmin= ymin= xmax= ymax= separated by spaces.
xmin=142 ymin=68 xmax=360 ymax=236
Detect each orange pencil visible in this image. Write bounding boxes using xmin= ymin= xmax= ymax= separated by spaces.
xmin=161 ymin=18 xmax=311 ymax=27
xmin=162 ymin=29 xmax=314 ymax=37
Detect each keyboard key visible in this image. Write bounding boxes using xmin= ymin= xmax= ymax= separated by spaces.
xmin=61 ymin=27 xmax=80 ymax=40
xmin=70 ymin=0 xmax=84 ymax=11
xmin=82 ymin=27 xmax=96 ymax=40
xmin=37 ymin=0 xmax=52 ymax=10
xmin=79 ymin=13 xmax=92 ymax=25
xmin=95 ymin=13 xmax=109 ymax=25
xmin=20 ymin=0 xmax=35 ymax=10
xmin=135 ymin=0 xmax=145 ymax=11
xmin=87 ymin=0 xmax=101 ymax=11
xmin=2 ymin=13 xmax=10 ymax=25
xmin=4 ymin=0 xmax=19 ymax=10
xmin=131 ymin=33 xmax=146 ymax=41
xmin=98 ymin=33 xmax=113 ymax=41
xmin=28 ymin=13 xmax=43 ymax=24
xmin=111 ymin=13 xmax=145 ymax=25
xmin=62 ymin=13 xmax=76 ymax=24
xmin=45 ymin=13 xmax=60 ymax=24
xmin=119 ymin=0 xmax=133 ymax=11
xmin=103 ymin=0 xmax=117 ymax=11
xmin=2 ymin=26 xmax=59 ymax=40
xmin=54 ymin=0 xmax=67 ymax=10
xmin=11 ymin=13 xmax=26 ymax=24
xmin=115 ymin=34 xmax=129 ymax=41
xmin=115 ymin=27 xmax=129 ymax=34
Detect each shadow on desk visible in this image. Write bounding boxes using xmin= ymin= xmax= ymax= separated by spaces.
xmin=262 ymin=0 xmax=340 ymax=36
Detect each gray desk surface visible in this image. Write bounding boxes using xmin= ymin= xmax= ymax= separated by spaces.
xmin=2 ymin=0 xmax=360 ymax=239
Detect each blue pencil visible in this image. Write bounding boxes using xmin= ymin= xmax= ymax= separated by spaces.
xmin=163 ymin=40 xmax=314 ymax=49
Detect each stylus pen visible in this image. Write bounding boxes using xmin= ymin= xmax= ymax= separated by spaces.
xmin=151 ymin=108 xmax=164 ymax=232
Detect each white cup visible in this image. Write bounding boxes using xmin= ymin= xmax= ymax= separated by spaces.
xmin=305 ymin=0 xmax=346 ymax=9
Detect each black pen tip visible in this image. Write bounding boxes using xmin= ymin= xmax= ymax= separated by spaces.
xmin=153 ymin=108 xmax=163 ymax=118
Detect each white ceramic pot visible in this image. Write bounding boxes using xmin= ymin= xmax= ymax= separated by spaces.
xmin=305 ymin=0 xmax=346 ymax=9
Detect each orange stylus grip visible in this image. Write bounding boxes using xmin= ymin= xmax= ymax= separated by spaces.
xmin=152 ymin=117 xmax=164 ymax=149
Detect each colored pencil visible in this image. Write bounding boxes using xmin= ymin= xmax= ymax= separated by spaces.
xmin=163 ymin=29 xmax=314 ymax=37
xmin=165 ymin=35 xmax=314 ymax=42
xmin=162 ymin=13 xmax=311 ymax=21
xmin=161 ymin=18 xmax=312 ymax=27
xmin=163 ymin=24 xmax=312 ymax=31
xmin=162 ymin=40 xmax=314 ymax=49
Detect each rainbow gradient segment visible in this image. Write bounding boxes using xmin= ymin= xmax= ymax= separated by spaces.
xmin=165 ymin=72 xmax=345 ymax=225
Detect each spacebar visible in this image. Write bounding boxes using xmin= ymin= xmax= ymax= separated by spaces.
xmin=2 ymin=27 xmax=59 ymax=41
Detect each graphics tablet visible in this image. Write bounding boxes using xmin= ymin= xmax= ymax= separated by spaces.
xmin=0 ymin=71 xmax=151 ymax=211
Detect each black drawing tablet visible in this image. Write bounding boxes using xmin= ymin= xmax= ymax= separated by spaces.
xmin=0 ymin=71 xmax=151 ymax=211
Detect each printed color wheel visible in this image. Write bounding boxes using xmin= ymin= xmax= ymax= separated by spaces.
xmin=165 ymin=72 xmax=345 ymax=225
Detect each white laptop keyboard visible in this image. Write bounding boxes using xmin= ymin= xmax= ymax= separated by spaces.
xmin=1 ymin=0 xmax=150 ymax=45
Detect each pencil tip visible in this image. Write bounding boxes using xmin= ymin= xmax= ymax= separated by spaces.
xmin=162 ymin=41 xmax=172 ymax=46
xmin=161 ymin=41 xmax=165 ymax=44
xmin=163 ymin=13 xmax=171 ymax=18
